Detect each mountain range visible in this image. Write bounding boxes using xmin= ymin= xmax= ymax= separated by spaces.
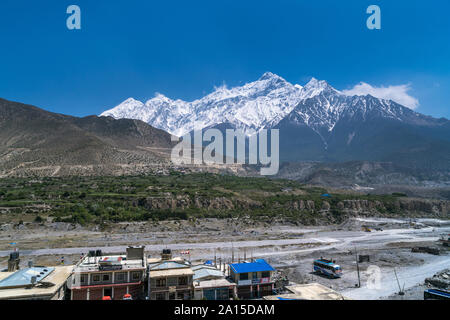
xmin=101 ymin=72 xmax=330 ymax=137
xmin=101 ymin=72 xmax=450 ymax=171
xmin=1 ymin=72 xmax=449 ymax=187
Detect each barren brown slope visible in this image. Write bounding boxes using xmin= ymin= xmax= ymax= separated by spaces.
xmin=0 ymin=98 xmax=174 ymax=176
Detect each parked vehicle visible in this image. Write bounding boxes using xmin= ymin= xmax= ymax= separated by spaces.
xmin=313 ymin=259 xmax=342 ymax=278
xmin=424 ymin=289 xmax=450 ymax=300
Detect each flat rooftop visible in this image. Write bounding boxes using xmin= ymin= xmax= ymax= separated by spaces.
xmin=0 ymin=266 xmax=73 ymax=300
xmin=194 ymin=278 xmax=236 ymax=289
xmin=280 ymin=283 xmax=349 ymax=300
xmin=149 ymin=268 xmax=194 ymax=278
xmin=74 ymin=255 xmax=145 ymax=273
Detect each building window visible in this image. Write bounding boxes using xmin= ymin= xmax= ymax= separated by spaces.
xmin=115 ymin=272 xmax=127 ymax=283
xmin=92 ymin=275 xmax=100 ymax=282
xmin=102 ymin=274 xmax=110 ymax=282
xmin=156 ymin=278 xmax=166 ymax=287
xmin=239 ymin=273 xmax=249 ymax=281
xmin=167 ymin=277 xmax=177 ymax=286
xmin=261 ymin=271 xmax=270 ymax=278
xmin=178 ymin=276 xmax=188 ymax=286
xmin=131 ymin=271 xmax=141 ymax=281
xmin=80 ymin=274 xmax=86 ymax=283
xmin=155 ymin=293 xmax=165 ymax=300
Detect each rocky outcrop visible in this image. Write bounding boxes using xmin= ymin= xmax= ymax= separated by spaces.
xmin=134 ymin=195 xmax=448 ymax=222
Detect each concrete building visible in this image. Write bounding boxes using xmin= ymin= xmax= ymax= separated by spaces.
xmin=192 ymin=264 xmax=236 ymax=300
xmin=147 ymin=250 xmax=194 ymax=300
xmin=229 ymin=259 xmax=275 ymax=299
xmin=0 ymin=266 xmax=72 ymax=300
xmin=68 ymin=246 xmax=146 ymax=300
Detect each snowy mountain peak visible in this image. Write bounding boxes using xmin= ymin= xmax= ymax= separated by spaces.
xmin=123 ymin=97 xmax=141 ymax=104
xmin=302 ymin=77 xmax=340 ymax=98
xmin=258 ymin=71 xmax=286 ymax=82
xmin=101 ymin=98 xmax=144 ymax=120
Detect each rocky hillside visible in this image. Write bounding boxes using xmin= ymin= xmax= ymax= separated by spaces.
xmin=0 ymin=98 xmax=175 ymax=177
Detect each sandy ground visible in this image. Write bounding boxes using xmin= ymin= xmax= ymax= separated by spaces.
xmin=1 ymin=217 xmax=449 ymax=300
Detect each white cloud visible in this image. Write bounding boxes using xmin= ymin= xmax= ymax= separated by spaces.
xmin=342 ymin=82 xmax=419 ymax=109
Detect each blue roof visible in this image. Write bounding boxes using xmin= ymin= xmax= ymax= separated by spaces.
xmin=0 ymin=267 xmax=55 ymax=289
xmin=229 ymin=259 xmax=275 ymax=274
xmin=321 ymin=193 xmax=332 ymax=197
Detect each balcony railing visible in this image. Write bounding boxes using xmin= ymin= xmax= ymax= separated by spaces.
xmin=237 ymin=277 xmax=271 ymax=286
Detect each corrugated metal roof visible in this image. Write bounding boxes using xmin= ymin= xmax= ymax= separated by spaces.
xmin=193 ymin=267 xmax=224 ymax=280
xmin=191 ymin=265 xmax=217 ymax=271
xmin=0 ymin=267 xmax=55 ymax=289
xmin=229 ymin=259 xmax=275 ymax=274
xmin=149 ymin=261 xmax=189 ymax=270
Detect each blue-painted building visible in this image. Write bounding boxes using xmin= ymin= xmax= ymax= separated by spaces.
xmin=229 ymin=259 xmax=275 ymax=299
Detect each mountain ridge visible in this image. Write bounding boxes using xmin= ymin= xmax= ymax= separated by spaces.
xmin=100 ymin=72 xmax=450 ymax=172
xmin=0 ymin=98 xmax=175 ymax=177
xmin=101 ymin=72 xmax=448 ymax=137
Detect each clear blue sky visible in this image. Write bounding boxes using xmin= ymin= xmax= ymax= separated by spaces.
xmin=0 ymin=0 xmax=449 ymax=119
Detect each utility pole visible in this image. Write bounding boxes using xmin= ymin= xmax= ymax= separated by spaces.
xmin=394 ymin=268 xmax=404 ymax=295
xmin=231 ymin=243 xmax=234 ymax=263
xmin=355 ymin=246 xmax=361 ymax=288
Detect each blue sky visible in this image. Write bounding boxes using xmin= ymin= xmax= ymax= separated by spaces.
xmin=0 ymin=0 xmax=449 ymax=119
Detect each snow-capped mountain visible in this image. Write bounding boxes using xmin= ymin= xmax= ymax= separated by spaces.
xmin=276 ymin=87 xmax=450 ymax=169
xmin=100 ymin=72 xmax=450 ymax=170
xmin=281 ymin=81 xmax=428 ymax=146
xmin=100 ymin=71 xmax=432 ymax=138
xmin=101 ymin=72 xmax=333 ymax=136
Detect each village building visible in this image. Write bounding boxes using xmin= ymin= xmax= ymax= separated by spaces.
xmin=147 ymin=249 xmax=194 ymax=300
xmin=68 ymin=246 xmax=146 ymax=300
xmin=192 ymin=264 xmax=236 ymax=300
xmin=229 ymin=259 xmax=275 ymax=299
